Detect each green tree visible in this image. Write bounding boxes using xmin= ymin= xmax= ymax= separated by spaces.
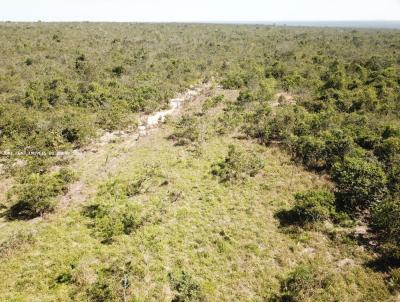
xmin=332 ymin=157 xmax=387 ymax=211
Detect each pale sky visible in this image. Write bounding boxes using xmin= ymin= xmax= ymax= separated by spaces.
xmin=0 ymin=0 xmax=399 ymax=22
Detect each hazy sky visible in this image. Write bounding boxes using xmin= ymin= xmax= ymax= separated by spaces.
xmin=1 ymin=0 xmax=399 ymax=22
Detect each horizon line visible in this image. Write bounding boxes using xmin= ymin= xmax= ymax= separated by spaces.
xmin=1 ymin=19 xmax=400 ymax=22
xmin=1 ymin=20 xmax=400 ymax=29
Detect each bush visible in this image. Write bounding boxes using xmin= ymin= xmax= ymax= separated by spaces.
xmin=96 ymin=100 xmax=136 ymax=131
xmin=236 ymin=89 xmax=256 ymax=105
xmin=258 ymin=77 xmax=277 ymax=101
xmin=382 ymin=125 xmax=400 ymax=139
xmin=99 ymin=164 xmax=162 ymax=198
xmin=25 ymin=58 xmax=33 ymax=66
xmin=83 ymin=198 xmax=142 ymax=243
xmin=201 ymin=95 xmax=224 ymax=112
xmin=215 ymin=110 xmax=244 ymax=135
xmin=170 ymin=115 xmax=202 ymax=146
xmin=87 ymin=279 xmax=117 ymax=302
xmin=388 ymin=162 xmax=400 ymax=196
xmin=332 ymin=157 xmax=387 ymax=211
xmin=292 ymin=189 xmax=336 ymax=223
xmin=168 ymin=271 xmax=205 ymax=302
xmin=59 ymin=110 xmax=96 ymax=146
xmin=275 ymin=263 xmax=391 ymax=302
xmin=7 ymin=168 xmax=75 ymax=219
xmin=388 ymin=268 xmax=400 ymax=292
xmin=242 ymin=104 xmax=272 ymax=143
xmin=293 ymin=136 xmax=326 ymax=170
xmin=371 ymin=198 xmax=400 ymax=261
xmin=0 ymin=230 xmax=35 ymax=257
xmin=323 ymin=130 xmax=354 ymax=168
xmin=112 ymin=65 xmax=125 ymax=77
xmin=211 ymin=144 xmax=264 ymax=182
xmin=220 ymin=72 xmax=245 ymax=89
xmin=280 ymin=264 xmax=327 ymax=301
xmin=374 ymin=137 xmax=400 ymax=165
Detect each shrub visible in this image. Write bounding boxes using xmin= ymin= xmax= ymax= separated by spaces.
xmin=220 ymin=72 xmax=245 ymax=89
xmin=332 ymin=157 xmax=387 ymax=211
xmin=279 ymin=264 xmax=330 ymax=302
xmin=112 ymin=65 xmax=125 ymax=77
xmin=0 ymin=230 xmax=35 ymax=257
xmin=242 ymin=104 xmax=272 ymax=143
xmin=236 ymin=89 xmax=256 ymax=105
xmin=292 ymin=189 xmax=336 ymax=223
xmin=7 ymin=168 xmax=76 ymax=219
xmin=388 ymin=268 xmax=400 ymax=292
xmin=215 ymin=110 xmax=244 ymax=135
xmin=87 ymin=279 xmax=117 ymax=302
xmin=387 ymin=162 xmax=400 ymax=196
xmin=97 ymin=164 xmax=163 ymax=199
xmin=211 ymin=144 xmax=264 ymax=182
xmin=59 ymin=110 xmax=96 ymax=146
xmin=258 ymin=77 xmax=277 ymax=101
xmin=201 ymin=95 xmax=224 ymax=112
xmin=355 ymin=130 xmax=380 ymax=150
xmin=276 ymin=263 xmax=391 ymax=302
xmin=170 ymin=115 xmax=202 ymax=146
xmin=83 ymin=198 xmax=142 ymax=243
xmin=25 ymin=58 xmax=33 ymax=66
xmin=382 ymin=125 xmax=400 ymax=139
xmin=323 ymin=130 xmax=354 ymax=168
xmin=293 ymin=136 xmax=326 ymax=170
xmin=131 ymin=85 xmax=163 ymax=113
xmin=168 ymin=271 xmax=205 ymax=302
xmin=374 ymin=137 xmax=400 ymax=165
xmin=96 ymin=100 xmax=136 ymax=131
xmin=371 ymin=198 xmax=400 ymax=261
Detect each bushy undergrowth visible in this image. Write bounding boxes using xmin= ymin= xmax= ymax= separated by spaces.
xmin=273 ymin=261 xmax=391 ymax=302
xmin=83 ymin=198 xmax=142 ymax=244
xmin=211 ymin=144 xmax=264 ymax=182
xmin=292 ymin=189 xmax=336 ymax=223
xmin=97 ymin=163 xmax=164 ymax=198
xmin=7 ymin=168 xmax=75 ymax=219
xmin=332 ymin=156 xmax=387 ymax=211
xmin=371 ymin=198 xmax=400 ymax=261
xmin=201 ymin=95 xmax=224 ymax=113
xmin=169 ymin=271 xmax=205 ymax=302
xmin=227 ymin=28 xmax=400 ymax=262
xmin=82 ymin=164 xmax=163 ymax=243
xmin=170 ymin=115 xmax=206 ymax=146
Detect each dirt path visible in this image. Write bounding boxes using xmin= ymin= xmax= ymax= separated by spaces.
xmin=58 ymin=82 xmax=212 ymax=210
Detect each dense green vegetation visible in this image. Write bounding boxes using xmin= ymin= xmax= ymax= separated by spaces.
xmin=7 ymin=167 xmax=75 ymax=219
xmin=0 ymin=22 xmax=399 ymax=301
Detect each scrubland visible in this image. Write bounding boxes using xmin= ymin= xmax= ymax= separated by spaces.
xmin=0 ymin=23 xmax=399 ymax=301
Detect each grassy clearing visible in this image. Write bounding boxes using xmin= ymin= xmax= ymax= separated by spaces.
xmin=0 ymin=89 xmax=392 ymax=301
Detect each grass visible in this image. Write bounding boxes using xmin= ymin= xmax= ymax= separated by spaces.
xmin=0 ymin=89 xmax=393 ymax=301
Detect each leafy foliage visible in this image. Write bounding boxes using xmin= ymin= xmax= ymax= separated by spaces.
xmin=83 ymin=198 xmax=142 ymax=244
xmin=292 ymin=189 xmax=336 ymax=223
xmin=211 ymin=144 xmax=264 ymax=182
xmin=332 ymin=157 xmax=387 ymax=211
xmin=170 ymin=115 xmax=204 ymax=146
xmin=169 ymin=271 xmax=205 ymax=302
xmin=371 ymin=198 xmax=400 ymax=261
xmin=7 ymin=168 xmax=75 ymax=219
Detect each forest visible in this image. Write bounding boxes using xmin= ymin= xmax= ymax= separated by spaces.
xmin=0 ymin=22 xmax=399 ymax=301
